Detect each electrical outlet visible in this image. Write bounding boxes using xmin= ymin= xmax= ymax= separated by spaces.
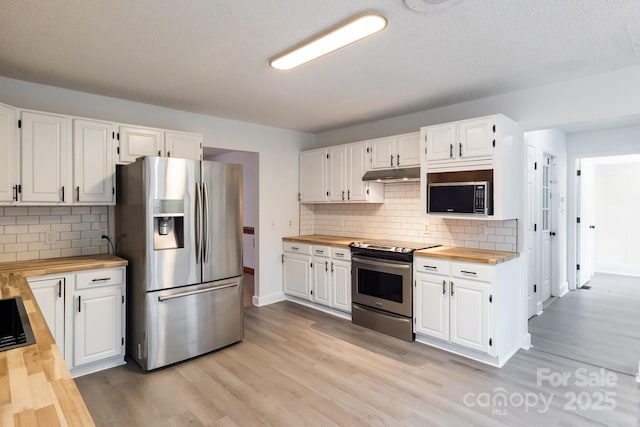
xmin=423 ymin=223 xmax=430 ymax=234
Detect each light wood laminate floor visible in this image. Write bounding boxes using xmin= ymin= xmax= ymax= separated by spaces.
xmin=529 ymin=273 xmax=640 ymax=375
xmin=76 ymin=301 xmax=640 ymax=426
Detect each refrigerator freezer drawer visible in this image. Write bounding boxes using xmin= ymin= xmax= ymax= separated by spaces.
xmin=144 ymin=278 xmax=243 ymax=370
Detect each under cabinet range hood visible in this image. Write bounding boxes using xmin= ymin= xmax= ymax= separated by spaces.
xmin=362 ymin=167 xmax=420 ymax=182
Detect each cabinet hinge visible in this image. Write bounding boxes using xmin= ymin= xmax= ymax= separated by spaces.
xmin=489 ymin=338 xmax=493 ymax=346
xmin=112 ymin=187 xmax=115 ymax=195
xmin=117 ymin=132 xmax=120 ymax=141
xmin=112 ymin=131 xmax=115 ymax=139
xmin=577 ymin=264 xmax=580 ymax=271
xmin=424 ymin=147 xmax=427 ymax=155
xmin=534 ymin=224 xmax=537 ymax=232
xmin=117 ymin=146 xmax=120 ymax=154
xmin=577 ymin=169 xmax=581 ymax=176
xmin=492 ymin=125 xmax=496 ymax=133
xmin=281 ymin=254 xmax=284 ymax=263
xmin=310 ymin=289 xmax=313 ymax=295
xmin=366 ymin=147 xmax=370 ymax=153
xmin=310 ymin=262 xmax=313 ymax=268
xmin=534 ymin=284 xmax=537 ymax=293
xmin=326 ymin=153 xmax=329 ymax=159
xmin=326 ymin=191 xmax=329 ymax=196
xmin=298 ymin=193 xmax=301 ymax=202
xmin=17 ymin=119 xmax=21 ymax=129
xmin=577 ymin=217 xmax=581 ymax=224
xmin=492 ymin=139 xmax=496 ymax=148
xmin=366 ymin=189 xmax=369 ymax=195
xmin=489 ymin=294 xmax=493 ymax=303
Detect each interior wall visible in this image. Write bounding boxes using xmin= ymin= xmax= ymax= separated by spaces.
xmin=524 ymin=129 xmax=569 ymax=296
xmin=204 ymin=150 xmax=258 ymax=270
xmin=0 ymin=76 xmax=314 ymax=305
xmin=593 ymin=161 xmax=640 ymax=276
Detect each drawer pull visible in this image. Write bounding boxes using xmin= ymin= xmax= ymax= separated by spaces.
xmin=335 ymin=253 xmax=344 ymax=258
xmin=460 ymin=270 xmax=477 ymax=275
xmin=424 ymin=265 xmax=437 ymax=270
xmin=91 ymin=277 xmax=112 ymax=282
xmin=315 ymin=250 xmax=324 ymax=254
xmin=291 ymin=246 xmax=299 ymax=251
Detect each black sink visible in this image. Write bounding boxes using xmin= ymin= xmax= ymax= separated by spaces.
xmin=0 ymin=296 xmax=36 ymax=351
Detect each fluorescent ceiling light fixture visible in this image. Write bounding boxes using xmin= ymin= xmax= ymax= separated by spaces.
xmin=270 ymin=14 xmax=387 ymax=70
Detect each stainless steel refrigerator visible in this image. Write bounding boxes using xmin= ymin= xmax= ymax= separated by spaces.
xmin=116 ymin=156 xmax=243 ymax=371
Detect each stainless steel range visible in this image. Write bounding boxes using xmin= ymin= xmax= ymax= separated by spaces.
xmin=350 ymin=240 xmax=440 ymax=341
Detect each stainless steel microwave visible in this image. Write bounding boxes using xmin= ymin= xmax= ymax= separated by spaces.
xmin=427 ymin=181 xmax=493 ymax=215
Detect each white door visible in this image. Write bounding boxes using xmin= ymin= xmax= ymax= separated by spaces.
xmin=73 ymin=119 xmax=114 ymax=203
xmin=459 ymin=118 xmax=494 ymax=159
xmin=311 ymin=257 xmax=331 ymax=306
xmin=299 ymin=149 xmax=327 ymax=203
xmin=424 ymin=123 xmax=456 ymax=161
xmin=20 ymin=111 xmax=70 ymax=203
xmin=540 ymin=154 xmax=553 ymax=301
xmin=164 ymin=131 xmax=202 ymax=160
xmin=369 ymin=136 xmax=396 ymax=169
xmin=283 ymin=253 xmax=311 ymax=300
xmin=29 ymin=277 xmax=66 ymax=357
xmin=118 ymin=125 xmax=164 ymax=163
xmin=396 ymin=132 xmax=421 ymax=167
xmin=414 ymin=275 xmax=449 ymax=341
xmin=346 ymin=141 xmax=369 ymax=201
xmin=526 ymin=145 xmax=537 ymax=318
xmin=577 ymin=160 xmax=596 ymax=286
xmin=74 ymin=286 xmax=122 ymax=366
xmin=0 ymin=104 xmax=17 ymax=202
xmin=331 ymin=260 xmax=351 ymax=312
xmin=327 ymin=145 xmax=346 ymax=202
xmin=449 ymin=278 xmax=490 ymax=353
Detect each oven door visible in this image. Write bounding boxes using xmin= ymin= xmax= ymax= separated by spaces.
xmin=351 ymin=255 xmax=412 ymax=317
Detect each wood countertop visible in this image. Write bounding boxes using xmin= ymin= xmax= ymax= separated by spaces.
xmin=283 ymin=234 xmax=364 ymax=248
xmin=0 ymin=254 xmax=128 ymax=277
xmin=414 ymin=246 xmax=518 ymax=264
xmin=0 ymin=255 xmax=127 ymax=426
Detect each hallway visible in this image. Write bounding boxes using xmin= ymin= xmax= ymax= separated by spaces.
xmin=529 ymin=273 xmax=640 ymax=375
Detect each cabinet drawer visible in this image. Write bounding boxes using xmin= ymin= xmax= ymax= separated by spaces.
xmin=283 ymin=242 xmax=312 ymax=255
xmin=414 ymin=257 xmax=450 ymax=276
xmin=332 ymin=247 xmax=351 ymax=261
xmin=76 ymin=268 xmax=124 ymax=290
xmin=312 ymin=245 xmax=331 ymax=258
xmin=451 ymin=262 xmax=493 ymax=283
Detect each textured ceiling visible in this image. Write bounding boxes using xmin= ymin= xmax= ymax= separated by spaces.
xmin=1 ymin=0 xmax=640 ymax=133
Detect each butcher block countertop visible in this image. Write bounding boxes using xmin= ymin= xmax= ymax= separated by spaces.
xmin=283 ymin=234 xmax=364 ymax=248
xmin=414 ymin=246 xmax=518 ymax=264
xmin=0 ymin=255 xmax=127 ymax=427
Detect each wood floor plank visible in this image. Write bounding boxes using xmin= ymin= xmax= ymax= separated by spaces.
xmin=76 ymin=300 xmax=640 ymax=426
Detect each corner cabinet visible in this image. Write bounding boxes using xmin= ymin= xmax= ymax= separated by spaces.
xmin=299 ymin=149 xmax=328 ymax=203
xmin=413 ymin=255 xmax=522 ymax=367
xmin=282 ymin=241 xmax=351 ymax=314
xmin=28 ymin=265 xmax=126 ymax=377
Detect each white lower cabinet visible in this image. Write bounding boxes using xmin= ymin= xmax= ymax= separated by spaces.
xmin=28 ymin=266 xmax=126 ymax=376
xmin=28 ymin=276 xmax=67 ymax=357
xmin=414 ymin=255 xmax=522 ymax=367
xmin=283 ymin=242 xmax=351 ymax=314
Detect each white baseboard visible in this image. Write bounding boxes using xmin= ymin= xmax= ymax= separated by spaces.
xmin=252 ymin=292 xmax=286 ymax=307
xmin=595 ymin=263 xmax=640 ymax=277
xmin=536 ymin=301 xmax=543 ymax=316
xmin=554 ymin=281 xmax=569 ymax=297
xmin=521 ymin=333 xmax=532 ymax=350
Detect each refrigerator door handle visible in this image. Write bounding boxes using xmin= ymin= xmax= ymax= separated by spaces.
xmin=157 ymin=282 xmax=238 ymax=302
xmin=202 ymin=181 xmax=210 ymax=263
xmin=195 ymin=182 xmax=202 ymax=264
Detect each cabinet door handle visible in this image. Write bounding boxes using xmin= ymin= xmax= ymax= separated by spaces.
xmin=342 ymin=190 xmax=345 ymax=201
xmin=460 ymin=270 xmax=477 ymax=276
xmin=78 ymin=295 xmax=81 ymax=312
xmin=397 ymin=154 xmax=400 ymax=166
xmin=58 ymin=280 xmax=62 ymax=298
xmin=347 ymin=190 xmax=350 ymax=200
xmin=76 ymin=186 xmax=80 ymax=202
xmin=91 ymin=277 xmax=112 ymax=282
xmin=459 ymin=142 xmax=463 ymax=157
xmin=390 ymin=154 xmax=394 ymax=167
xmin=158 ymin=150 xmax=162 ymax=156
xmin=61 ymin=186 xmax=65 ymax=202
xmin=12 ymin=185 xmax=18 ymax=201
xmin=449 ymin=144 xmax=453 ymax=158
xmin=442 ymin=279 xmax=446 ymax=295
xmin=167 ymin=151 xmax=171 ymax=157
xmin=450 ymin=281 xmax=454 ymax=296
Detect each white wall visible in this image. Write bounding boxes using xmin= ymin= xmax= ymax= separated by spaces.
xmin=0 ymin=76 xmax=314 ymax=305
xmin=524 ymin=129 xmax=569 ymax=297
xmin=204 ymin=150 xmax=258 ymax=270
xmin=593 ymin=161 xmax=640 ymax=276
xmin=566 ymin=125 xmax=640 ymax=287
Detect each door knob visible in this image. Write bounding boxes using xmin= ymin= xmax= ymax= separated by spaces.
xmin=550 ymin=232 xmax=556 ymax=236
xmin=589 ymin=225 xmax=596 ymax=229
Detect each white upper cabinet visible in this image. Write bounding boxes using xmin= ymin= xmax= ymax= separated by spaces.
xmin=117 ymin=125 xmax=164 ymax=163
xmin=369 ymin=132 xmax=420 ymax=169
xmin=327 ymin=145 xmax=346 ymax=202
xmin=425 ymin=123 xmax=456 ymax=161
xmin=73 ymin=119 xmax=115 ymax=204
xmin=299 ymin=148 xmax=327 ymax=203
xmin=458 ymin=118 xmax=495 ymax=160
xmin=20 ymin=111 xmax=72 ymax=204
xmin=0 ymin=104 xmax=17 ymax=203
xmin=165 ymin=131 xmax=202 ymax=161
xmin=423 ymin=116 xmax=497 ymax=164
xmin=347 ymin=140 xmax=378 ymax=202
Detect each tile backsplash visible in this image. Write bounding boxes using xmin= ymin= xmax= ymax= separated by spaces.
xmin=300 ymin=182 xmax=517 ymax=252
xmin=0 ymin=206 xmax=109 ymax=263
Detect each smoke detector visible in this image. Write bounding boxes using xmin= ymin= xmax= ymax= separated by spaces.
xmin=404 ymin=0 xmax=463 ymax=13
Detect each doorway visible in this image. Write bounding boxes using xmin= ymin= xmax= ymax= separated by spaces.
xmin=539 ymin=153 xmax=555 ymax=304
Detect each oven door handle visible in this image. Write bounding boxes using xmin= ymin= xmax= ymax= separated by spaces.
xmin=352 ymin=255 xmax=411 ymax=270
